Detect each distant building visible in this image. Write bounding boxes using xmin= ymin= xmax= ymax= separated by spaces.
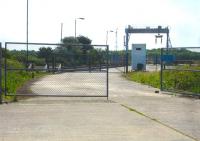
xmin=131 ymin=44 xmax=146 ymax=71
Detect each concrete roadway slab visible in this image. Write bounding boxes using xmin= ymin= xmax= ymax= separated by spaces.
xmin=30 ymin=72 xmax=107 ymax=96
xmin=0 ymin=68 xmax=199 ymax=141
xmin=0 ymin=99 xmax=195 ymax=141
xmin=113 ymin=96 xmax=200 ymax=140
xmin=109 ymin=69 xmax=200 ymax=141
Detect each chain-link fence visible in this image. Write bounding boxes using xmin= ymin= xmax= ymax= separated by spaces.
xmin=108 ymin=49 xmax=161 ymax=73
xmin=161 ymin=47 xmax=200 ymax=96
xmin=3 ymin=42 xmax=109 ymax=97
xmin=109 ymin=50 xmax=126 ymax=73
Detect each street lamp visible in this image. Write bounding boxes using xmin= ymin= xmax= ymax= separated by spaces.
xmin=75 ymin=18 xmax=85 ymax=38
xmin=106 ymin=30 xmax=114 ymax=45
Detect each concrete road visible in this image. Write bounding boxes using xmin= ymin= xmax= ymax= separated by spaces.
xmin=0 ymin=68 xmax=200 ymax=141
xmin=110 ymin=69 xmax=200 ymax=140
xmin=30 ymin=72 xmax=106 ymax=96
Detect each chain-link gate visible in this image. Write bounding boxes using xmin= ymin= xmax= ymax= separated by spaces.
xmin=160 ymin=47 xmax=200 ymax=96
xmin=109 ymin=50 xmax=126 ymax=73
xmin=3 ymin=42 xmax=109 ymax=98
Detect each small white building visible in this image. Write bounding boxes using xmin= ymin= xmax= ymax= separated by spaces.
xmin=131 ymin=44 xmax=146 ymax=71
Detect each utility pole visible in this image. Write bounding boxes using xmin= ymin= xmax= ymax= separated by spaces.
xmin=26 ymin=0 xmax=29 ymax=68
xmin=75 ymin=19 xmax=77 ymax=38
xmin=60 ymin=23 xmax=63 ymax=42
xmin=115 ymin=28 xmax=118 ymax=51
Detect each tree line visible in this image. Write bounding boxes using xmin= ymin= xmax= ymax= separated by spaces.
xmin=3 ymin=36 xmax=108 ymax=68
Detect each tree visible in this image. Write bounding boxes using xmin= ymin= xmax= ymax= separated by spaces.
xmin=55 ymin=36 xmax=95 ymax=67
xmin=38 ymin=47 xmax=53 ymax=68
xmin=77 ymin=35 xmax=93 ymax=51
xmin=77 ymin=35 xmax=91 ymax=44
xmin=62 ymin=36 xmax=78 ymax=44
xmin=76 ymin=36 xmax=93 ymax=65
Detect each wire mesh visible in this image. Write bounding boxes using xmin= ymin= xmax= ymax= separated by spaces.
xmin=161 ymin=47 xmax=200 ymax=95
xmin=4 ymin=42 xmax=108 ymax=97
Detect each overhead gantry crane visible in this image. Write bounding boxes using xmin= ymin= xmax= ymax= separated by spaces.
xmin=124 ymin=25 xmax=171 ymax=73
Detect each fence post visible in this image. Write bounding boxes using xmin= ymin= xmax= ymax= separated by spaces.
xmin=106 ymin=45 xmax=109 ymax=100
xmin=0 ymin=43 xmax=2 ymax=104
xmin=160 ymin=48 xmax=163 ymax=91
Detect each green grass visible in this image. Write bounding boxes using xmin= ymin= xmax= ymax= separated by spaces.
xmin=126 ymin=67 xmax=200 ymax=95
xmin=163 ymin=70 xmax=200 ymax=93
xmin=2 ymin=70 xmax=47 ymax=102
xmin=1 ymin=59 xmax=48 ymax=102
xmin=126 ymin=71 xmax=160 ymax=88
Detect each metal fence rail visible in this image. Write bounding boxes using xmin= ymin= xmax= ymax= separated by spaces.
xmin=160 ymin=47 xmax=200 ymax=96
xmin=3 ymin=42 xmax=109 ymax=98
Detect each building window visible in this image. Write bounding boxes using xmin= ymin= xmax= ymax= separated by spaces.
xmin=136 ymin=48 xmax=141 ymax=51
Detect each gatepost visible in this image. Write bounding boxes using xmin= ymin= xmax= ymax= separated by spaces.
xmin=0 ymin=43 xmax=2 ymax=104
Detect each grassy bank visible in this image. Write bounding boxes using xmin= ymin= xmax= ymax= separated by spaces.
xmin=2 ymin=71 xmax=47 ymax=101
xmin=1 ymin=59 xmax=47 ymax=101
xmin=126 ymin=71 xmax=160 ymax=88
xmin=126 ymin=68 xmax=200 ymax=95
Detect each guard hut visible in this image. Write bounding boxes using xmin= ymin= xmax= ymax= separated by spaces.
xmin=131 ymin=44 xmax=146 ymax=71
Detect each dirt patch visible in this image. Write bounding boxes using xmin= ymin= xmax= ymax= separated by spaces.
xmin=16 ymin=79 xmax=34 ymax=94
xmin=16 ymin=77 xmax=43 ymax=100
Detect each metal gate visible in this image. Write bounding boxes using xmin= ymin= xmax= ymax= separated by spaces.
xmin=1 ymin=42 xmax=109 ymax=98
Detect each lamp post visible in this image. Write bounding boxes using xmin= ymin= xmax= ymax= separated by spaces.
xmin=75 ymin=18 xmax=85 ymax=38
xmin=106 ymin=30 xmax=114 ymax=45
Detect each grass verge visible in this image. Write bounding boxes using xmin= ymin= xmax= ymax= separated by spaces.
xmin=1 ymin=59 xmax=49 ymax=102
xmin=125 ymin=69 xmax=200 ymax=95
xmin=125 ymin=71 xmax=160 ymax=88
xmin=2 ymin=71 xmax=48 ymax=102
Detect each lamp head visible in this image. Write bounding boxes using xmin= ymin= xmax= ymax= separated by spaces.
xmin=78 ymin=18 xmax=85 ymax=20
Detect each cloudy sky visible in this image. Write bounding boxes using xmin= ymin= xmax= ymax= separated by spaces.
xmin=0 ymin=0 xmax=200 ymax=50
